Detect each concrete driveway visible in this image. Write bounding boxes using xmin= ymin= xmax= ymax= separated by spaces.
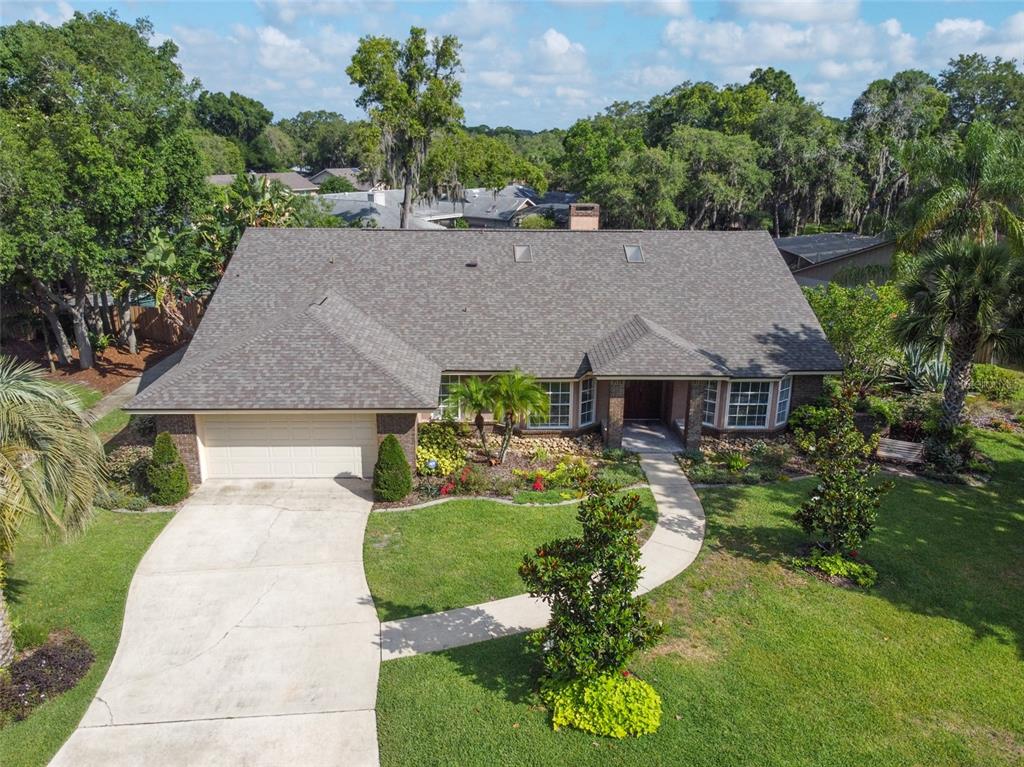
xmin=50 ymin=479 xmax=380 ymax=767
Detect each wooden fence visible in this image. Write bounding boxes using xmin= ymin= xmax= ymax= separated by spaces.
xmin=104 ymin=296 xmax=209 ymax=346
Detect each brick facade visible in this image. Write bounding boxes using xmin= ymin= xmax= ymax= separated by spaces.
xmin=683 ymin=386 xmax=703 ymax=449
xmin=605 ymin=380 xmax=625 ymax=448
xmin=790 ymin=374 xmax=826 ymax=411
xmin=154 ymin=414 xmax=201 ymax=485
xmin=376 ymin=413 xmax=418 ymax=466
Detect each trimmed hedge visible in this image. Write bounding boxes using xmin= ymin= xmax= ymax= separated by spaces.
xmin=373 ymin=434 xmax=412 ymax=501
xmin=972 ymin=364 xmax=1024 ymax=401
xmin=146 ymin=432 xmax=190 ymax=505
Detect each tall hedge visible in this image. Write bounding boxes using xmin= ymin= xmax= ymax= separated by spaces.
xmin=373 ymin=434 xmax=412 ymax=502
xmin=146 ymin=432 xmax=190 ymax=505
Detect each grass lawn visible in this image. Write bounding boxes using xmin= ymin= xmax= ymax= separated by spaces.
xmin=365 ymin=489 xmax=657 ymax=622
xmin=91 ymin=408 xmax=131 ymax=443
xmin=0 ymin=510 xmax=172 ymax=767
xmin=376 ymin=431 xmax=1024 ymax=766
xmin=63 ymin=382 xmax=103 ymax=410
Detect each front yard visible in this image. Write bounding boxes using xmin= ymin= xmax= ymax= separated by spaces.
xmin=375 ymin=431 xmax=1024 ymax=766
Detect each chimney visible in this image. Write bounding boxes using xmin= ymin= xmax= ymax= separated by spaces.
xmin=569 ymin=203 xmax=599 ymax=231
xmin=369 ymin=190 xmax=387 ymax=206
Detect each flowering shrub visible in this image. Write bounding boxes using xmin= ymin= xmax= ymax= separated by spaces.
xmin=415 ymin=422 xmax=465 ymax=477
xmin=105 ymin=445 xmax=153 ymax=492
xmin=532 ymin=475 xmax=545 ymax=491
xmin=542 ymin=672 xmax=662 ymax=738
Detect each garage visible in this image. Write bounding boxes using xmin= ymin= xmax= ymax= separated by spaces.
xmin=198 ymin=413 xmax=378 ymax=480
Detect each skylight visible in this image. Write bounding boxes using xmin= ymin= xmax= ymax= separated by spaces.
xmin=624 ymin=245 xmax=644 ymax=263
xmin=514 ymin=244 xmax=533 ymax=263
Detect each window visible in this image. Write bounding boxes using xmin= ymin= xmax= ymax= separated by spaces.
xmin=624 ymin=244 xmax=645 ymax=263
xmin=727 ymin=381 xmax=771 ymax=428
xmin=701 ymin=380 xmax=719 ymax=427
xmin=580 ymin=378 xmax=595 ymax=426
xmin=513 ymin=244 xmax=533 ymax=263
xmin=434 ymin=374 xmax=461 ymax=419
xmin=530 ymin=381 xmax=571 ymax=428
xmin=776 ymin=377 xmax=792 ymax=425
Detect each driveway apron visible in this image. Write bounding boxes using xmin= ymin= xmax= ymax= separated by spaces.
xmin=50 ymin=479 xmax=380 ymax=767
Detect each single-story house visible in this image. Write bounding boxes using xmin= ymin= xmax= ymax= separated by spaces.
xmin=128 ymin=229 xmax=841 ymax=484
xmin=320 ymin=190 xmax=457 ymax=230
xmin=308 ymin=167 xmax=378 ymax=191
xmin=206 ymin=172 xmax=320 ymax=194
xmin=775 ymin=232 xmax=896 ymax=286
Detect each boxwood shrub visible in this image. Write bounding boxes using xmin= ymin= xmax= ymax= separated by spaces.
xmin=146 ymin=432 xmax=190 ymax=505
xmin=542 ymin=672 xmax=662 ymax=738
xmin=373 ymin=434 xmax=412 ymax=501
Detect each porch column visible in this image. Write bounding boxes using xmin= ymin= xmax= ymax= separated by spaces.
xmin=606 ymin=379 xmax=625 ymax=448
xmin=683 ymin=386 xmax=703 ymax=450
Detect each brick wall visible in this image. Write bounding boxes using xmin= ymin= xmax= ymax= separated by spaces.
xmin=683 ymin=386 xmax=703 ymax=449
xmin=154 ymin=414 xmax=201 ymax=485
xmin=790 ymin=375 xmax=826 ymax=411
xmin=376 ymin=413 xmax=418 ymax=465
xmin=605 ymin=380 xmax=624 ymax=447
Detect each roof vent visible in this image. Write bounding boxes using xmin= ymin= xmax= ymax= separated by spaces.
xmin=465 ymin=259 xmax=478 ymax=268
xmin=624 ymin=245 xmax=645 ymax=263
xmin=513 ymin=244 xmax=533 ymax=263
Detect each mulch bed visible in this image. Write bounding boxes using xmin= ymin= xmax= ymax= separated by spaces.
xmin=0 ymin=630 xmax=95 ymax=727
xmin=6 ymin=339 xmax=180 ymax=395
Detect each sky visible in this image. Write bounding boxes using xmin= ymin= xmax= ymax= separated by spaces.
xmin=3 ymin=0 xmax=1023 ymax=131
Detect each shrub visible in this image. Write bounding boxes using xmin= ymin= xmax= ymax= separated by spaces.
xmin=792 ymin=550 xmax=877 ymax=588
xmin=519 ymin=490 xmax=662 ymax=681
xmin=542 ymin=672 xmax=662 ymax=738
xmin=546 ymin=456 xmax=591 ymax=488
xmin=788 ymin=403 xmax=839 ymax=437
xmin=146 ymin=433 xmax=190 ymax=505
xmin=415 ymin=422 xmax=465 ymax=477
xmin=453 ymin=464 xmax=490 ymax=495
xmin=602 ymin=447 xmax=633 ymax=462
xmin=12 ymin=620 xmax=48 ymax=652
xmin=105 ymin=445 xmax=153 ymax=492
xmin=924 ymin=423 xmax=978 ymax=475
xmin=792 ymin=398 xmax=892 ymax=554
xmin=596 ymin=464 xmax=645 ymax=489
xmin=373 ymin=435 xmax=412 ymax=501
xmin=0 ymin=634 xmax=94 ymax=723
xmin=719 ymin=450 xmax=750 ymax=474
xmin=866 ymin=396 xmax=903 ymax=427
xmin=972 ymin=364 xmax=1023 ymax=401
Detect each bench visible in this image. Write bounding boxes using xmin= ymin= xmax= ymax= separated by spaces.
xmin=876 ymin=437 xmax=925 ymax=464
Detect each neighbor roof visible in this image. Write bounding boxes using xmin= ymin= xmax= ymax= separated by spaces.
xmin=309 ymin=167 xmax=374 ymax=191
xmin=206 ymin=172 xmax=319 ymax=193
xmin=129 ymin=229 xmax=842 ymax=412
xmin=774 ymin=232 xmax=893 ymax=266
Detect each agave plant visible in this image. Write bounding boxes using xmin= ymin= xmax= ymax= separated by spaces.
xmin=897 ymin=344 xmax=950 ymax=394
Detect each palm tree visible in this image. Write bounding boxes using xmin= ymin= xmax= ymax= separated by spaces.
xmin=445 ymin=376 xmax=494 ymax=456
xmin=487 ymin=370 xmax=550 ymax=464
xmin=895 ymin=238 xmax=1024 ymax=432
xmin=0 ymin=356 xmax=106 ymax=668
xmin=901 ymin=122 xmax=1024 ymax=253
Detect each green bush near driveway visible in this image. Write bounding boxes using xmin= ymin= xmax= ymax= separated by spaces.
xmin=374 ymin=434 xmax=413 ymax=501
xmin=146 ymin=432 xmax=190 ymax=505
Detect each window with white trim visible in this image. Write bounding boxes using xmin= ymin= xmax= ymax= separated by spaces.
xmin=579 ymin=378 xmax=595 ymax=426
xmin=727 ymin=381 xmax=771 ymax=428
xmin=434 ymin=374 xmax=461 ymax=419
xmin=775 ymin=377 xmax=792 ymax=426
xmin=530 ymin=381 xmax=571 ymax=428
xmin=701 ymin=380 xmax=719 ymax=427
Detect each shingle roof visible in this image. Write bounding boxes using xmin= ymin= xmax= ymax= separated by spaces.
xmin=309 ymin=167 xmax=374 ymax=191
xmin=206 ymin=172 xmax=319 ymax=193
xmin=129 ymin=228 xmax=842 ymax=412
xmin=774 ymin=232 xmax=893 ymax=265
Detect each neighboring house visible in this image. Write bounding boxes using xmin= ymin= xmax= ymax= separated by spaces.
xmin=206 ymin=172 xmax=320 ymax=194
xmin=775 ymin=232 xmax=896 ymax=286
xmin=321 ymin=184 xmax=582 ymax=229
xmin=308 ymin=167 xmax=378 ymax=191
xmin=128 ymin=229 xmax=841 ymax=484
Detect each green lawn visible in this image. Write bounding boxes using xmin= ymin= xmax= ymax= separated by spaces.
xmin=377 ymin=432 xmax=1024 ymax=766
xmin=91 ymin=408 xmax=131 ymax=442
xmin=63 ymin=382 xmax=103 ymax=410
xmin=365 ymin=489 xmax=657 ymax=621
xmin=0 ymin=510 xmax=171 ymax=767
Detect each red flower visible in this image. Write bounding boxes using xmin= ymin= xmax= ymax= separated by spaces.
xmin=622 ymin=670 xmax=631 ymax=678
xmin=533 ymin=475 xmax=545 ymax=491
xmin=850 ymin=550 xmax=859 ymax=558
xmin=440 ymin=481 xmax=456 ymax=496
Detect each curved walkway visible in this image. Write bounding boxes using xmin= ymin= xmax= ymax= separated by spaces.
xmin=379 ymin=452 xmax=705 ymax=660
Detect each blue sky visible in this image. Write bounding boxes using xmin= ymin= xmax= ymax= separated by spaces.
xmin=3 ymin=1 xmax=1023 ymax=130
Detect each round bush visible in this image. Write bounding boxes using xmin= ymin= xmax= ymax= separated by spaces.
xmin=146 ymin=432 xmax=190 ymax=505
xmin=373 ymin=434 xmax=412 ymax=501
xmin=542 ymin=673 xmax=663 ymax=738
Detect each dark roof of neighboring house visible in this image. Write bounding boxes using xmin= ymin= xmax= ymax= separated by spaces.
xmin=206 ymin=172 xmax=319 ymax=193
xmin=129 ymin=229 xmax=842 ymax=412
xmin=774 ymin=232 xmax=893 ymax=266
xmin=309 ymin=167 xmax=374 ymax=191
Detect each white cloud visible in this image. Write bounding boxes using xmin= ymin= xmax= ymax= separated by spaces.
xmin=633 ymin=1 xmax=692 ymax=17
xmin=727 ymin=0 xmax=859 ymax=23
xmin=28 ymin=0 xmax=73 ymax=26
xmin=530 ymin=28 xmax=589 ymax=74
xmin=630 ymin=64 xmax=687 ymax=89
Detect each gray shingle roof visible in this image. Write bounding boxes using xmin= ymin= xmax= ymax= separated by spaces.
xmin=206 ymin=172 xmax=319 ymax=193
xmin=309 ymin=167 xmax=374 ymax=191
xmin=774 ymin=232 xmax=893 ymax=265
xmin=129 ymin=228 xmax=842 ymax=412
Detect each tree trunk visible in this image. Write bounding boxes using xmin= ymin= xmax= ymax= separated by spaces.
xmin=116 ymin=292 xmax=137 ymax=354
xmin=475 ymin=412 xmax=490 ymax=457
xmin=400 ymin=173 xmax=414 ymax=230
xmin=99 ymin=291 xmax=113 ymax=335
xmin=0 ymin=585 xmax=15 ymax=670
xmin=37 ymin=296 xmax=72 ymax=365
xmin=39 ymin=316 xmax=58 ymax=373
xmin=498 ymin=416 xmax=514 ymax=463
xmin=773 ymin=203 xmax=781 ymax=238
xmin=940 ymin=335 xmax=977 ymax=432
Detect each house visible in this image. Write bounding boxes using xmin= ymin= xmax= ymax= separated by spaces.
xmin=206 ymin=172 xmax=320 ymax=194
xmin=127 ymin=229 xmax=841 ymax=484
xmin=775 ymin=232 xmax=896 ymax=286
xmin=308 ymin=167 xmax=377 ymax=192
xmin=320 ymin=190 xmax=458 ymax=230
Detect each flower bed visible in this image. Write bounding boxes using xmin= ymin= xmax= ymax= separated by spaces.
xmin=677 ymin=436 xmax=811 ymax=485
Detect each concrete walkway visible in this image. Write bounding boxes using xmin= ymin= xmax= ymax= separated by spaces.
xmin=379 ymin=450 xmax=705 ymax=660
xmin=50 ymin=479 xmax=381 ymax=767
xmin=622 ymin=420 xmax=685 ymax=453
xmin=87 ymin=347 xmax=185 ymax=421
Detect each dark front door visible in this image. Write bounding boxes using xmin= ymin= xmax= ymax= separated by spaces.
xmin=624 ymin=381 xmax=662 ymax=420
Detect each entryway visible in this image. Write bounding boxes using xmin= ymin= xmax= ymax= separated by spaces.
xmin=622 ymin=421 xmax=684 ymax=453
xmin=624 ymin=380 xmax=662 ymax=420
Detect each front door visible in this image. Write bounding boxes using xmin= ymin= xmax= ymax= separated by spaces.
xmin=624 ymin=381 xmax=662 ymax=420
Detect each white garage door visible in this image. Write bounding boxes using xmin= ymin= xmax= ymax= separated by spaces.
xmin=199 ymin=413 xmax=378 ymax=479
